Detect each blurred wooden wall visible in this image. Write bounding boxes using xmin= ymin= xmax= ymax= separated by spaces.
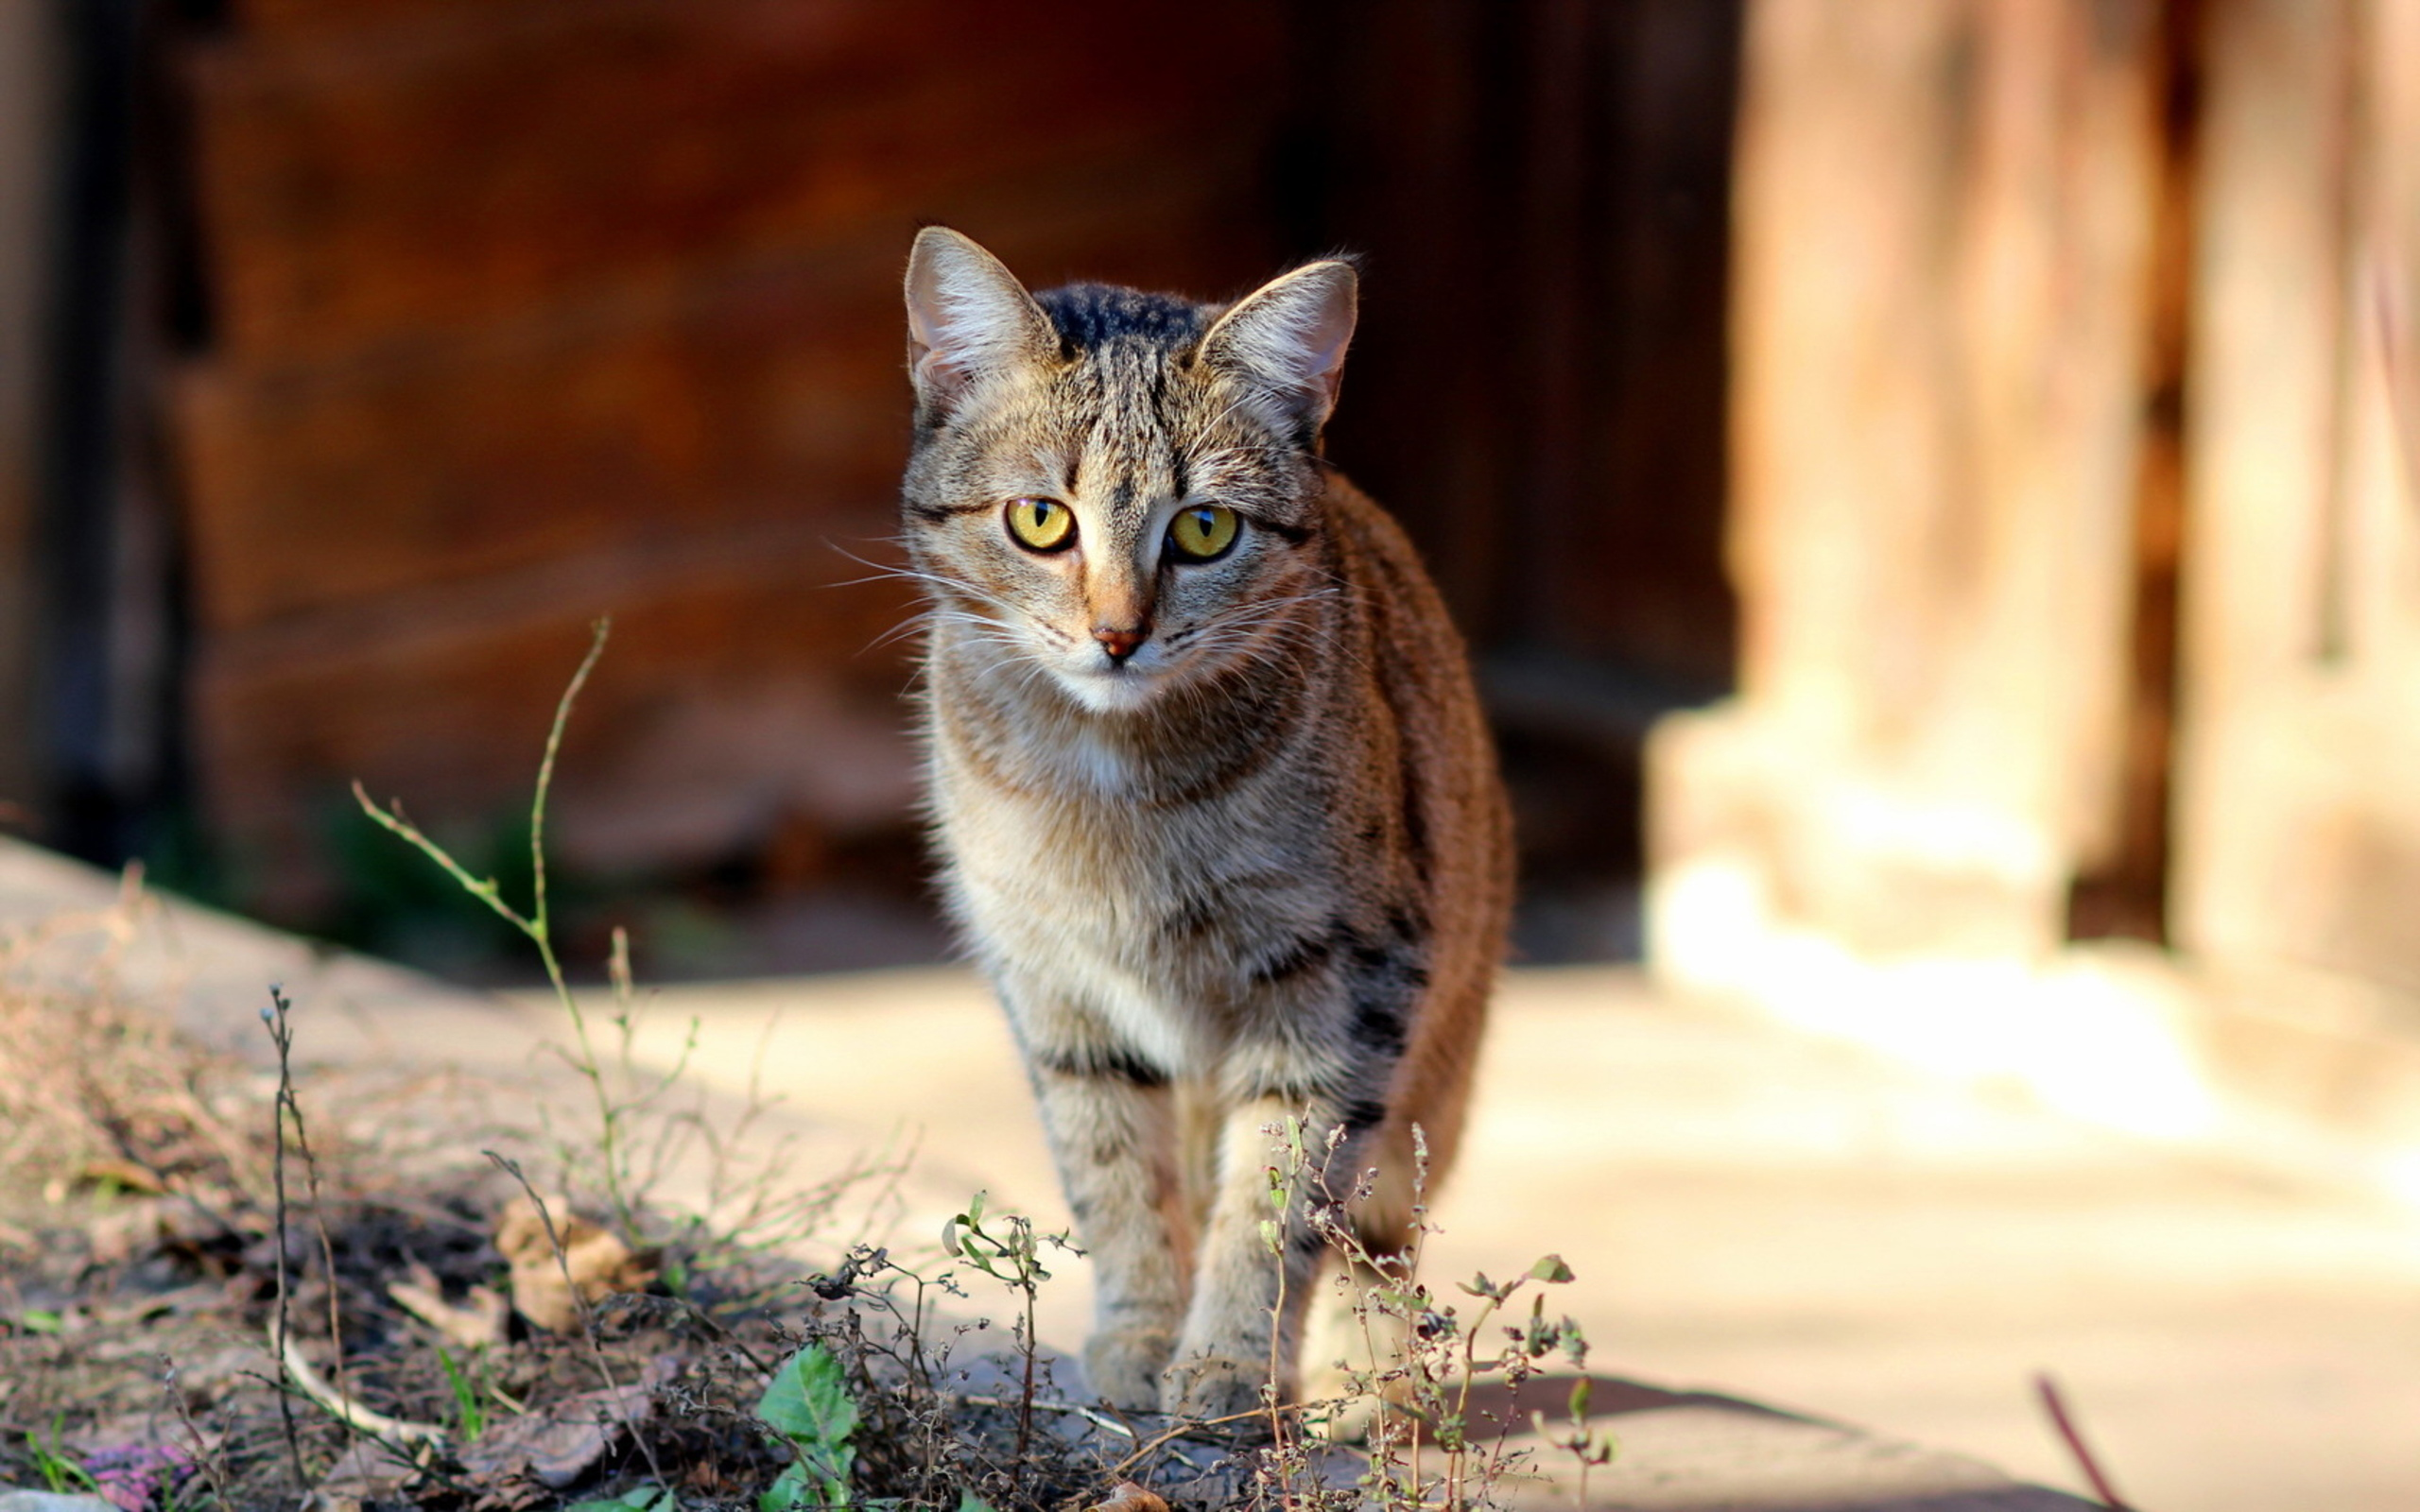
xmin=170 ymin=0 xmax=1299 ymax=915
xmin=0 ymin=0 xmax=58 ymax=812
xmin=1652 ymin=0 xmax=2420 ymax=1147
xmin=2179 ymin=0 xmax=2420 ymax=1012
xmin=1656 ymin=0 xmax=2170 ymax=963
xmin=131 ymin=0 xmax=1744 ymax=941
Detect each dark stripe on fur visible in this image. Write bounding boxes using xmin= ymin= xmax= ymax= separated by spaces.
xmin=908 ymin=500 xmax=997 ymax=523
xmin=1350 ymin=988 xmax=1409 ymax=1057
xmin=1246 ymin=926 xmax=1340 ymax=988
xmin=1340 ymin=1096 xmax=1391 ymax=1133
xmin=1035 ymin=283 xmax=1210 ymax=352
xmin=1033 ymin=1043 xmax=1170 ymax=1089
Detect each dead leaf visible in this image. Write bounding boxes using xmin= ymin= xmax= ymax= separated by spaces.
xmin=315 ymin=1437 xmax=428 ymax=1503
xmin=493 ymin=1195 xmax=658 ymax=1334
xmin=1084 ymin=1482 xmax=1170 ymax=1512
xmin=460 ymin=1356 xmax=681 ymax=1502
xmin=388 ymin=1263 xmax=510 ymax=1350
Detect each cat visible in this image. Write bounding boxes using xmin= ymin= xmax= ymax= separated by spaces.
xmin=898 ymin=227 xmax=1513 ymax=1421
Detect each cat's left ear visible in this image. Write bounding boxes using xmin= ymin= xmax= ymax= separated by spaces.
xmin=905 ymin=227 xmax=1060 ymax=424
xmin=1200 ymin=259 xmax=1359 ymax=432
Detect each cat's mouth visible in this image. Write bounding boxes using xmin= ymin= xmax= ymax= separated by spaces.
xmin=1055 ymin=647 xmax=1178 ymax=713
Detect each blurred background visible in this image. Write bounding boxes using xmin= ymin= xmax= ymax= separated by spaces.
xmin=0 ymin=0 xmax=1739 ymax=982
xmin=1 ymin=0 xmax=2418 ymax=1150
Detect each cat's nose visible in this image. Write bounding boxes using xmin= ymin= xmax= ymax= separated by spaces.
xmin=1092 ymin=624 xmax=1149 ymax=664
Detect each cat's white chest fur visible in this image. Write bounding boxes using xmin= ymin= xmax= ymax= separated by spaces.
xmin=937 ymin=766 xmax=1214 ymax=1073
xmin=1060 ymin=726 xmax=1135 ymax=798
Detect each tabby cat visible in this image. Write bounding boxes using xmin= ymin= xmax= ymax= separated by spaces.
xmin=900 ymin=228 xmax=1513 ymax=1419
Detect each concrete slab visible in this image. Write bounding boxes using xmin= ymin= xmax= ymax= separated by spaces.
xmin=611 ymin=965 xmax=2420 ymax=1512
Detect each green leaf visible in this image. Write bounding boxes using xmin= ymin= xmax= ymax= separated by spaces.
xmin=1566 ymin=1376 xmax=1592 ymax=1423
xmin=757 ymin=1345 xmax=858 ymax=1508
xmin=956 ymin=1491 xmax=998 ymax=1512
xmin=1528 ymin=1254 xmax=1576 ymax=1284
xmin=567 ymin=1486 xmax=675 ymax=1512
xmin=18 ymin=1310 xmax=62 ymax=1334
xmin=758 ymin=1464 xmax=811 ymax=1512
xmin=757 ymin=1344 xmax=861 ymax=1449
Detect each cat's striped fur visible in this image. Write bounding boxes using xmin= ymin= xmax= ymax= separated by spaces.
xmin=899 ymin=228 xmax=1513 ymax=1419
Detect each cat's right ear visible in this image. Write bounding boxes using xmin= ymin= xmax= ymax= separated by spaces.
xmin=905 ymin=228 xmax=1058 ymax=424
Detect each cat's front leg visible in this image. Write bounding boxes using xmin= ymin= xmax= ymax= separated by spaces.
xmin=1005 ymin=995 xmax=1188 ymax=1411
xmin=1162 ymin=1086 xmax=1378 ymax=1423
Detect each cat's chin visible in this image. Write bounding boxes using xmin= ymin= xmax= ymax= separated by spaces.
xmin=1054 ymin=665 xmax=1172 ymax=715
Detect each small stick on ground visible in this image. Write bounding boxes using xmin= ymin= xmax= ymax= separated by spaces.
xmin=2034 ymin=1372 xmax=2132 ymax=1511
xmin=268 ymin=1316 xmax=448 ymax=1447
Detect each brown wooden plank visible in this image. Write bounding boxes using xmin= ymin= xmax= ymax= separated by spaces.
xmin=177 ymin=267 xmax=905 ymax=633
xmin=174 ymin=170 xmax=1277 ymax=633
xmin=191 ymin=541 xmax=924 ymax=911
xmin=186 ymin=0 xmax=1288 ymax=363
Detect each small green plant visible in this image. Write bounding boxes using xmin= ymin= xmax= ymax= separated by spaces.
xmin=354 ymin=623 xmax=647 ymax=1235
xmin=755 ymin=1344 xmax=862 ymax=1511
xmin=352 ymin=622 xmax=871 ymax=1281
xmin=434 ymin=1343 xmax=487 ymax=1438
xmin=27 ymin=1412 xmax=98 ymax=1495
xmin=1530 ymin=1376 xmax=1619 ymax=1511
xmin=941 ymin=1192 xmax=1076 ymax=1470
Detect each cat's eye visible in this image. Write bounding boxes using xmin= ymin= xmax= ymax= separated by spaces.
xmin=1166 ymin=505 xmax=1240 ymax=562
xmin=1005 ymin=497 xmax=1076 ymax=553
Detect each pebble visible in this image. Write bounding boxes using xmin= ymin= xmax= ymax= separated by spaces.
xmin=0 ymin=1491 xmax=121 ymax=1512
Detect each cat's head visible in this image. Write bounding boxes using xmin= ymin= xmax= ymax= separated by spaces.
xmin=898 ymin=227 xmax=1357 ymax=715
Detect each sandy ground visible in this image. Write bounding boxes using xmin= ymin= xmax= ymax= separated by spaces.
xmin=602 ymin=964 xmax=2420 ymax=1512
xmin=7 ymin=838 xmax=2411 ymax=1509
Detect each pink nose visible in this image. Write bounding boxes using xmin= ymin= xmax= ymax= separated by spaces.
xmin=1093 ymin=626 xmax=1147 ymax=663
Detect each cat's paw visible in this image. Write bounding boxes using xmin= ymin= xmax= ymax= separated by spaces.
xmin=1082 ymin=1327 xmax=1176 ymax=1412
xmin=1159 ymin=1353 xmax=1271 ymax=1426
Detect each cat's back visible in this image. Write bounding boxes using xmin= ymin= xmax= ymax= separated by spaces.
xmin=1322 ymin=472 xmax=1514 ymax=1138
xmin=1323 ymin=472 xmax=1512 ymax=931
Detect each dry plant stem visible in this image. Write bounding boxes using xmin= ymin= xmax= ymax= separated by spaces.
xmin=484 ymin=1150 xmax=670 ymax=1489
xmin=353 ymin=618 xmax=636 ymax=1235
xmin=1102 ymin=1407 xmax=1274 ymax=1482
xmin=2034 ymin=1374 xmax=2131 ymax=1511
xmin=262 ymin=987 xmax=308 ymax=1491
xmin=290 ymin=1047 xmax=358 ymax=1458
xmin=160 ymin=1353 xmax=233 ymax=1510
xmin=948 ymin=1394 xmax=1135 ymax=1441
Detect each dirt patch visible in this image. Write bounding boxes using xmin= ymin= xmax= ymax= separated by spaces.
xmin=0 ymin=910 xmax=1236 ymax=1512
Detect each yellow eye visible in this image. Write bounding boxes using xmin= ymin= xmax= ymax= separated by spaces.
xmin=1166 ymin=504 xmax=1240 ymax=562
xmin=1005 ymin=497 xmax=1075 ymax=552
